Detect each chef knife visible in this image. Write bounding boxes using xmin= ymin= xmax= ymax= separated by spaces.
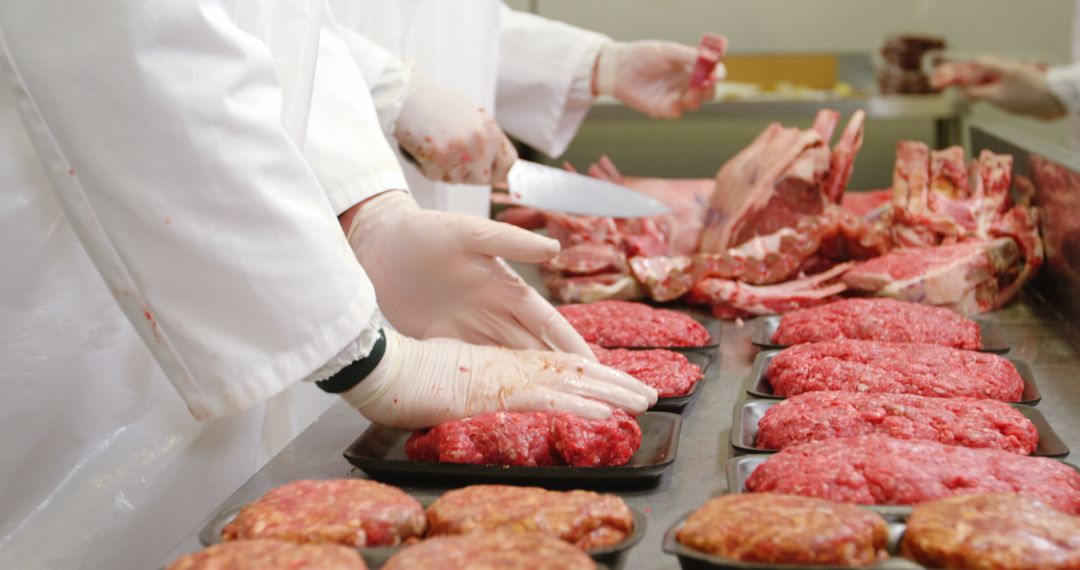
xmin=399 ymin=146 xmax=670 ymax=218
xmin=502 ymin=159 xmax=670 ymax=218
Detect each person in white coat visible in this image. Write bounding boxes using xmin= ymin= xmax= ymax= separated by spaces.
xmin=0 ymin=2 xmax=654 ymax=569
xmin=328 ymin=1 xmax=721 ymax=216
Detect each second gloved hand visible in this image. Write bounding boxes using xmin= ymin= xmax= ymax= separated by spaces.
xmin=594 ymin=40 xmax=723 ymax=119
xmin=394 ymin=77 xmax=518 ymax=184
xmin=345 ymin=190 xmax=593 ymax=358
xmin=342 ymin=329 xmax=658 ymax=429
xmin=932 ymin=56 xmax=1066 ymax=119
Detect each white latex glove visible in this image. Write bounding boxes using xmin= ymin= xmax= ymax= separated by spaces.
xmin=342 ymin=329 xmax=657 ymax=429
xmin=933 ymin=56 xmax=1066 ymax=119
xmin=346 ymin=190 xmax=593 ymax=358
xmin=394 ymin=77 xmax=518 ymax=184
xmin=594 ymin=40 xmax=724 ymax=119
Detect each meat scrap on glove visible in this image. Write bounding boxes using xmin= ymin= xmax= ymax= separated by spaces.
xmin=339 ymin=329 xmax=656 ymax=431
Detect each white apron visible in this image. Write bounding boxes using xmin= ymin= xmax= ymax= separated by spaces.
xmin=0 ymin=1 xmax=401 ymax=568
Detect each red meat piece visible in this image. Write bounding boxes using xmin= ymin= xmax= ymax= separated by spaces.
xmin=557 ymin=300 xmax=710 ymax=347
xmin=590 ymin=344 xmax=703 ymax=398
xmin=771 ymin=298 xmax=981 ymax=349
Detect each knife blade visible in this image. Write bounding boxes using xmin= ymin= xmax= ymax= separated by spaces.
xmin=505 ymin=160 xmax=670 ymax=218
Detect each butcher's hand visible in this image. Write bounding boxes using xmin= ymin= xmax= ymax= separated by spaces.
xmin=393 ymin=77 xmax=517 ymax=185
xmin=594 ymin=40 xmax=724 ymax=119
xmin=342 ymin=329 xmax=657 ymax=429
xmin=342 ymin=190 xmax=592 ymax=358
xmin=933 ymin=56 xmax=1066 ymax=120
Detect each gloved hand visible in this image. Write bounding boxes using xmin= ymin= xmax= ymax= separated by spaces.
xmin=593 ymin=40 xmax=724 ymax=119
xmin=345 ymin=190 xmax=593 ymax=358
xmin=394 ymin=77 xmax=517 ymax=184
xmin=932 ymin=56 xmax=1066 ymax=119
xmin=342 ymin=329 xmax=657 ymax=429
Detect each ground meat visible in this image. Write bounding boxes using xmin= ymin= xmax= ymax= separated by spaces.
xmin=426 ymin=485 xmax=634 ymax=550
xmin=405 ymin=410 xmax=641 ymax=468
xmin=746 ymin=436 xmax=1080 ymax=514
xmin=221 ymin=480 xmax=425 ymax=547
xmin=903 ymin=493 xmax=1080 ymax=569
xmin=772 ymin=298 xmax=981 ymax=349
xmin=756 ymin=391 xmax=1038 ymax=453
xmin=590 ymin=344 xmax=703 ymax=398
xmin=382 ymin=531 xmax=596 ymax=570
xmin=676 ymin=494 xmax=888 ymax=567
xmin=167 ymin=539 xmax=367 ymax=570
xmin=558 ymin=300 xmax=710 ymax=347
xmin=766 ymin=340 xmax=1023 ymax=401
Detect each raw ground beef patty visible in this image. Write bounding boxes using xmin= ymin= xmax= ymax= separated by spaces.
xmin=772 ymin=298 xmax=981 ymax=349
xmin=558 ymin=300 xmax=710 ymax=347
xmin=590 ymin=344 xmax=703 ymax=398
xmin=222 ymin=479 xmax=425 ymax=547
xmin=167 ymin=539 xmax=367 ymax=570
xmin=766 ymin=340 xmax=1024 ymax=401
xmin=746 ymin=436 xmax=1080 ymax=514
xmin=676 ymin=494 xmax=888 ymax=567
xmin=426 ymin=485 xmax=633 ymax=550
xmin=382 ymin=531 xmax=596 ymax=570
xmin=902 ymin=494 xmax=1080 ymax=569
xmin=405 ymin=410 xmax=641 ymax=467
xmin=756 ymin=391 xmax=1038 ymax=453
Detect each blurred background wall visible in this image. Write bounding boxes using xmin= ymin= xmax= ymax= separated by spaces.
xmin=505 ymin=0 xmax=1078 ymax=190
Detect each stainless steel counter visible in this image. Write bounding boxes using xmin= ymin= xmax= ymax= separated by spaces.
xmin=160 ymin=289 xmax=1080 ymax=570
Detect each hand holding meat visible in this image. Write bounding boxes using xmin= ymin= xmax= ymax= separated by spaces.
xmin=932 ymin=56 xmax=1066 ymax=119
xmin=394 ymin=77 xmax=517 ymax=184
xmin=594 ymin=37 xmax=725 ymax=119
xmin=346 ymin=191 xmax=591 ymax=357
xmin=340 ymin=329 xmax=657 ymax=429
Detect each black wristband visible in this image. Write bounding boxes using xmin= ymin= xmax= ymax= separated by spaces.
xmin=316 ymin=328 xmax=387 ymax=394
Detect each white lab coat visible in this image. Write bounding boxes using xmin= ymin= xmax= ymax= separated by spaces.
xmin=0 ymin=1 xmax=404 ymax=568
xmin=327 ymin=0 xmax=612 ymax=217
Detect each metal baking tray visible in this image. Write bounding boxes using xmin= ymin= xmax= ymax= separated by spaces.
xmin=744 ymin=350 xmax=1042 ymax=406
xmin=200 ymin=503 xmax=646 ymax=570
xmin=726 ymin=455 xmax=1080 ymax=519
xmin=731 ymin=399 xmax=1069 ymax=458
xmin=662 ymin=509 xmax=913 ymax=569
xmin=750 ymin=315 xmax=1010 ymax=354
xmin=652 ymin=351 xmax=714 ymax=413
xmin=344 ymin=412 xmax=682 ymax=487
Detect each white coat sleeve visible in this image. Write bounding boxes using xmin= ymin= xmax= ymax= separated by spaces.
xmin=303 ymin=11 xmax=410 ymax=214
xmin=1047 ymin=63 xmax=1080 ymax=115
xmin=331 ymin=19 xmax=415 ymax=138
xmin=495 ymin=5 xmax=611 ymax=158
xmin=0 ymin=0 xmax=380 ymax=419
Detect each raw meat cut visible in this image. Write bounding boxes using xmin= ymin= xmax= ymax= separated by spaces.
xmin=745 ymin=436 xmax=1080 ymax=514
xmin=842 ymin=189 xmax=892 ymax=218
xmin=167 ymin=540 xmax=367 ymax=570
xmin=590 ymin=344 xmax=703 ymax=398
xmin=842 ymin=239 xmax=1021 ymax=315
xmin=557 ymin=300 xmax=710 ymax=347
xmin=766 ymin=340 xmax=1022 ymax=401
xmin=545 ymin=272 xmax=642 ymax=304
xmin=404 ymin=410 xmax=641 ymax=468
xmin=903 ymin=494 xmax=1080 ymax=569
xmin=880 ymin=144 xmax=1043 ymax=314
xmin=222 ymin=479 xmax=426 ymax=547
xmin=823 ymin=109 xmax=866 ymax=203
xmin=382 ymin=532 xmax=596 ymax=570
xmin=771 ymin=298 xmax=982 ymax=349
xmin=628 ymin=255 xmax=693 ymax=302
xmin=756 ymin=391 xmax=1037 ymax=453
xmin=676 ymin=494 xmax=888 ymax=567
xmin=426 ymin=485 xmax=634 ymax=550
xmin=690 ymin=33 xmax=728 ymax=88
xmin=699 ymin=111 xmax=834 ymax=253
xmin=688 ymin=262 xmax=851 ymax=319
